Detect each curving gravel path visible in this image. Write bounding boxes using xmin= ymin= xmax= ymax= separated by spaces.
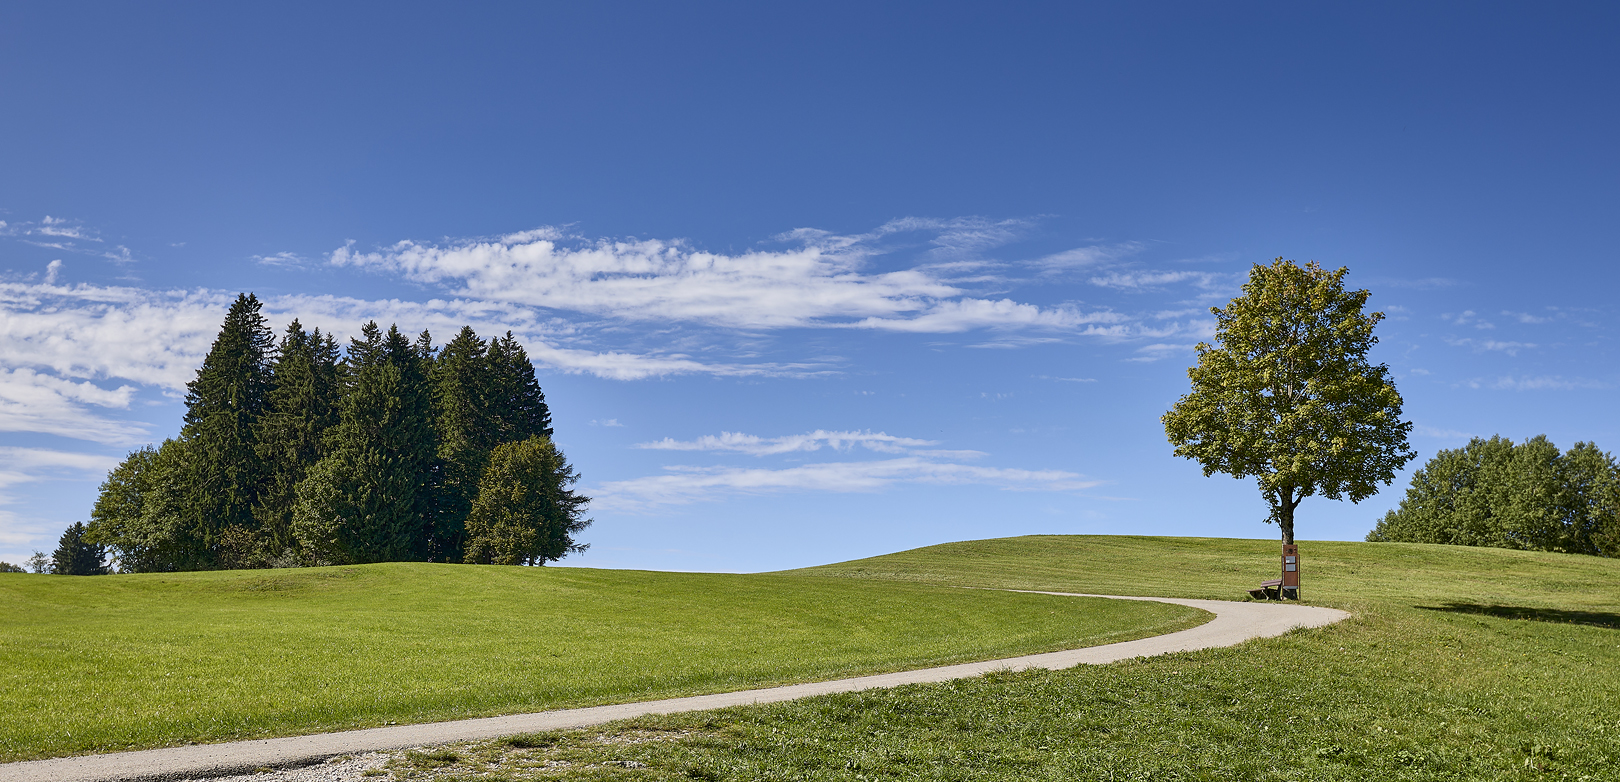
xmin=0 ymin=592 xmax=1348 ymax=782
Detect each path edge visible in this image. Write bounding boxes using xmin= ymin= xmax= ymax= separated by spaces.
xmin=0 ymin=593 xmax=1349 ymax=782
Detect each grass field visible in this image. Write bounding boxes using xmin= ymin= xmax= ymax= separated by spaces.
xmin=388 ymin=536 xmax=1620 ymax=781
xmin=0 ymin=561 xmax=1206 ymax=762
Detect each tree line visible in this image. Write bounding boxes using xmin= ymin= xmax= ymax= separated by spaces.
xmin=1368 ymin=435 xmax=1619 ymax=557
xmin=79 ymin=293 xmax=589 ymax=572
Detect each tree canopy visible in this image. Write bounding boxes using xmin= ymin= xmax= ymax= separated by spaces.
xmin=87 ymin=297 xmax=585 ymax=571
xmin=463 ymin=436 xmax=591 ymax=566
xmin=1162 ymin=259 xmax=1415 ymax=543
xmin=1367 ymin=435 xmax=1620 ymax=556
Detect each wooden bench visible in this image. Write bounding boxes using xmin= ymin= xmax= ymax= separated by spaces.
xmin=1248 ymin=579 xmax=1283 ymax=600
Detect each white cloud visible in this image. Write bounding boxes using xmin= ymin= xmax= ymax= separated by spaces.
xmin=1125 ymin=342 xmax=1199 ymax=363
xmin=1368 ymin=277 xmax=1459 ymax=290
xmin=0 ymin=446 xmax=122 ymax=491
xmin=31 ymin=216 xmax=99 ymax=242
xmin=1413 ymin=424 xmax=1475 ymax=440
xmin=0 ymin=282 xmax=231 ymax=390
xmin=845 ymin=299 xmax=1129 ymax=334
xmin=1033 ymin=242 xmax=1143 ymax=273
xmin=0 ymin=283 xmax=825 ymax=390
xmin=329 ymin=223 xmax=1115 ymax=333
xmin=43 ymin=260 xmax=62 ymax=284
xmin=0 ymin=368 xmax=144 ymax=444
xmin=1445 ymin=337 xmax=1534 ymax=356
xmin=593 ymin=456 xmax=1101 ymax=511
xmin=1486 ymin=375 xmax=1609 ymax=391
xmin=1442 ymin=310 xmax=1494 ymax=330
xmin=636 ymin=429 xmax=939 ymax=456
xmin=253 ymin=251 xmax=307 ymax=268
xmin=1088 ymin=270 xmax=1225 ymax=291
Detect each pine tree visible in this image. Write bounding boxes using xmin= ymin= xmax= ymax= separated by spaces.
xmin=52 ymin=522 xmax=108 ymax=575
xmin=429 ymin=326 xmax=495 ymax=562
xmin=487 ymin=332 xmax=553 ymax=442
xmin=463 ymin=436 xmax=590 ymax=565
xmin=254 ymin=321 xmax=343 ymax=557
xmin=292 ymin=322 xmax=438 ymax=563
xmin=180 ymin=293 xmax=275 ymax=568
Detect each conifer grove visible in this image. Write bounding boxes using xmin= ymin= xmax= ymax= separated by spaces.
xmin=86 ymin=294 xmax=590 ymax=571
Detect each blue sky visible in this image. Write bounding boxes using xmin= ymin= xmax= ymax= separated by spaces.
xmin=2 ymin=2 xmax=1616 ymax=571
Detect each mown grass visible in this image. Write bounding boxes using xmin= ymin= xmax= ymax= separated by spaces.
xmin=384 ymin=536 xmax=1620 ymax=781
xmin=0 ymin=561 xmax=1205 ymax=761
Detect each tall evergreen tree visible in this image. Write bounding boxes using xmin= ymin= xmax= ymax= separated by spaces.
xmin=292 ymin=322 xmax=438 ymax=563
xmin=254 ymin=321 xmax=343 ymax=557
xmin=429 ymin=326 xmax=495 ymax=562
xmin=52 ymin=522 xmax=108 ymax=575
xmin=486 ymin=332 xmax=553 ymax=442
xmin=181 ymin=293 xmax=275 ymax=567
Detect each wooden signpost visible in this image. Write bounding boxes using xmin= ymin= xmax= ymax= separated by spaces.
xmin=1248 ymin=543 xmax=1302 ymax=600
xmin=1281 ymin=543 xmax=1300 ymax=600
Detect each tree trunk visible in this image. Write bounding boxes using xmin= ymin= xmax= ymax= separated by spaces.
xmin=1279 ymin=487 xmax=1297 ymax=544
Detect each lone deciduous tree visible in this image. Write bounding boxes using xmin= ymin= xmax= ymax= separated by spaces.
xmin=1162 ymin=259 xmax=1415 ymax=544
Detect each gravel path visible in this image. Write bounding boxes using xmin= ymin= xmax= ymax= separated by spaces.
xmin=0 ymin=592 xmax=1348 ymax=782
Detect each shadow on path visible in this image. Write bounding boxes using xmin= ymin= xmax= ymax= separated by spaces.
xmin=1416 ymin=602 xmax=1620 ymax=630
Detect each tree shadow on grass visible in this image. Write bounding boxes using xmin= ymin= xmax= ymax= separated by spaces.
xmin=1416 ymin=602 xmax=1620 ymax=630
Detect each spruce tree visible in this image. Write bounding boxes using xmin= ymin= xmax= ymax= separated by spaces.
xmin=292 ymin=322 xmax=438 ymax=563
xmin=487 ymin=332 xmax=553 ymax=442
xmin=181 ymin=293 xmax=275 ymax=567
xmin=429 ymin=326 xmax=495 ymax=562
xmin=254 ymin=321 xmax=342 ymax=557
xmin=52 ymin=522 xmax=108 ymax=575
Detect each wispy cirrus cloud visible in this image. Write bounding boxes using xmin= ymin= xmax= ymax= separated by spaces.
xmin=1479 ymin=375 xmax=1610 ymax=391
xmin=0 ymin=282 xmax=830 ymax=389
xmin=329 ymin=221 xmax=1122 ymax=334
xmin=1413 ymin=424 xmax=1476 ymax=440
xmin=0 ymin=368 xmax=144 ymax=444
xmin=1442 ymin=310 xmax=1494 ymax=329
xmin=1088 ymin=270 xmax=1231 ymax=293
xmin=637 ymin=429 xmax=942 ymax=456
xmin=20 ymin=216 xmax=100 ymax=242
xmin=1125 ymin=342 xmax=1201 ymax=363
xmin=1033 ymin=242 xmax=1144 ymax=274
xmin=594 ymin=457 xmax=1100 ymax=512
xmin=1 ymin=216 xmax=135 ymax=265
xmin=0 ymin=447 xmax=122 ymax=492
xmin=252 ymin=251 xmax=308 ymax=268
xmin=1445 ymin=337 xmax=1535 ymax=356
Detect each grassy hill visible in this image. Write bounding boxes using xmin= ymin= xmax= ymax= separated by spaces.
xmin=0 ymin=561 xmax=1204 ymax=762
xmin=401 ymin=536 xmax=1620 ymax=782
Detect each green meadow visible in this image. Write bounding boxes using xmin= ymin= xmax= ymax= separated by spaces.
xmin=391 ymin=536 xmax=1620 ymax=781
xmin=0 ymin=561 xmax=1204 ymax=762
